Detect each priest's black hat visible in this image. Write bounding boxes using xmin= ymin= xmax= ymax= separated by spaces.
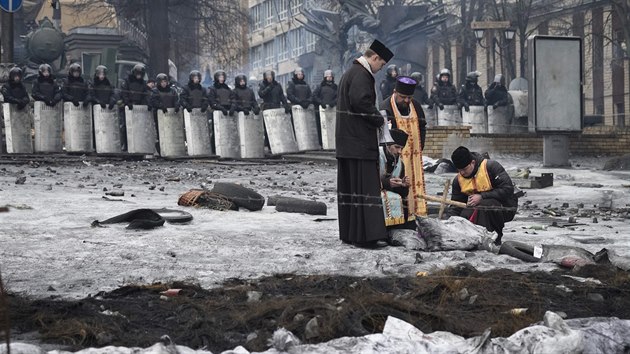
xmin=451 ymin=146 xmax=473 ymax=169
xmin=369 ymin=39 xmax=394 ymax=62
xmin=389 ymin=128 xmax=408 ymax=147
xmin=395 ymin=76 xmax=417 ymax=96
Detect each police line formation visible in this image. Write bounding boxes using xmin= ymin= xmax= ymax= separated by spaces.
xmin=1 ymin=63 xmax=514 ymax=158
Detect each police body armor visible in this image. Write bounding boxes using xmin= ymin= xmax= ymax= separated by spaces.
xmin=35 ymin=79 xmax=57 ymax=100
xmin=215 ymin=87 xmax=232 ymax=108
xmin=127 ymin=80 xmax=148 ymax=105
xmin=464 ymin=86 xmax=485 ymax=106
xmin=293 ymin=84 xmax=310 ymax=102
xmin=189 ymin=89 xmax=203 ymax=108
xmin=233 ymin=88 xmax=254 ymax=109
xmin=436 ymin=85 xmax=457 ymax=105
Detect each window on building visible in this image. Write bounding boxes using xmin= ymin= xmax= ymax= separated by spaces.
xmin=250 ymin=4 xmax=262 ymax=32
xmin=290 ymin=0 xmax=303 ymax=16
xmin=305 ymin=30 xmax=316 ymax=53
xmin=264 ymin=0 xmax=274 ymax=27
xmin=276 ymin=33 xmax=289 ymax=62
xmin=264 ymin=41 xmax=275 ymax=66
xmin=276 ymin=0 xmax=288 ymax=20
xmin=277 ymin=73 xmax=289 ymax=91
xmin=303 ymin=67 xmax=313 ymax=87
xmin=290 ymin=28 xmax=304 ymax=57
xmin=251 ymin=45 xmax=263 ymax=70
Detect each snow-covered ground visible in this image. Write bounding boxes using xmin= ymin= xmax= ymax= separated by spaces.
xmin=1 ymin=153 xmax=628 ymax=301
xmin=0 ymin=156 xmax=630 ymax=352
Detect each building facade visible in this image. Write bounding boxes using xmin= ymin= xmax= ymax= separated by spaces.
xmin=247 ymin=0 xmax=320 ymax=90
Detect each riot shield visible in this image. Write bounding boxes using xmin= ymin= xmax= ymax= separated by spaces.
xmin=184 ymin=108 xmax=213 ymax=156
xmin=93 ymin=105 xmax=121 ymax=153
xmin=34 ymin=101 xmax=63 ymax=153
xmin=63 ymin=102 xmax=94 ymax=153
xmin=125 ymin=105 xmax=156 ymax=154
xmin=421 ymin=104 xmax=437 ymax=127
xmin=462 ymin=105 xmax=487 ymax=133
xmin=213 ymin=110 xmax=241 ymax=158
xmin=2 ymin=103 xmax=33 ymax=153
xmin=437 ymin=105 xmax=462 ymax=126
xmin=238 ymin=111 xmax=265 ymax=159
xmin=319 ymin=105 xmax=336 ymax=150
xmin=262 ymin=108 xmax=298 ymax=155
xmin=157 ymin=108 xmax=187 ymax=157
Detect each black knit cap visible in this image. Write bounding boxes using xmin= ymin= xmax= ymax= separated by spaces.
xmin=369 ymin=39 xmax=394 ymax=63
xmin=395 ymin=76 xmax=417 ymax=96
xmin=451 ymin=146 xmax=473 ymax=169
xmin=389 ymin=128 xmax=408 ymax=147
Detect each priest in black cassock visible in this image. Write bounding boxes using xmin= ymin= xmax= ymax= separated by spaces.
xmin=336 ymin=39 xmax=394 ymax=248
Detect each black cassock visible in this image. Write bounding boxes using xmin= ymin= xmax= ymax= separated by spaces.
xmin=337 ymin=159 xmax=387 ymax=244
xmin=336 ymin=59 xmax=388 ymax=244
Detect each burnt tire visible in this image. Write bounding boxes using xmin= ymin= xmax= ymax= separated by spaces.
xmin=210 ymin=182 xmax=265 ymax=211
xmin=275 ymin=198 xmax=327 ymax=215
xmin=266 ymin=195 xmax=288 ymax=207
xmin=151 ymin=208 xmax=193 ymax=223
xmin=266 ymin=195 xmax=303 ymax=207
xmin=499 ymin=241 xmax=541 ymax=263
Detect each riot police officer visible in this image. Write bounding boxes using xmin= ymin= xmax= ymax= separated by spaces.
xmin=90 ymin=65 xmax=117 ymax=110
xmin=313 ymin=70 xmax=337 ymax=109
xmin=258 ymin=70 xmax=290 ymax=113
xmin=232 ymin=74 xmax=260 ymax=115
xmin=430 ymin=68 xmax=458 ymax=110
xmin=31 ymin=64 xmax=62 ymax=107
xmin=150 ymin=73 xmax=180 ymax=113
xmin=180 ymin=70 xmax=209 ymax=113
xmin=208 ymin=70 xmax=234 ymax=116
xmin=120 ymin=63 xmax=150 ymax=109
xmin=410 ymin=72 xmax=432 ymax=108
xmin=485 ymin=74 xmax=510 ymax=109
xmin=380 ymin=64 xmax=398 ymax=99
xmin=286 ymin=67 xmax=312 ymax=109
xmin=1 ymin=67 xmax=30 ymax=110
xmin=62 ymin=63 xmax=91 ymax=108
xmin=457 ymin=71 xmax=485 ymax=112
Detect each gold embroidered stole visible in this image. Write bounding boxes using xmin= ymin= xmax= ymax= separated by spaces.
xmin=390 ymin=95 xmax=428 ymax=218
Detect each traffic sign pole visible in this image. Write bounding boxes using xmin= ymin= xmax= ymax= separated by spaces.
xmin=0 ymin=11 xmax=14 ymax=63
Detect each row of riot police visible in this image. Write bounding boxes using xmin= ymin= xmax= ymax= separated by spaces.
xmin=256 ymin=68 xmax=338 ymax=153
xmin=379 ymin=65 xmax=510 ymax=112
xmin=377 ymin=66 xmax=512 ymax=132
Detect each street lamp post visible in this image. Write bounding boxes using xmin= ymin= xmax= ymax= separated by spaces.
xmin=471 ymin=21 xmax=516 ymax=83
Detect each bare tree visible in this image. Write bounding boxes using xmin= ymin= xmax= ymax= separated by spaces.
xmin=67 ymin=0 xmax=247 ymax=80
xmin=426 ymin=0 xmax=485 ymax=85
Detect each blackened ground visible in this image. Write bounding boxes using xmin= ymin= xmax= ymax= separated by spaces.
xmin=6 ymin=264 xmax=630 ymax=353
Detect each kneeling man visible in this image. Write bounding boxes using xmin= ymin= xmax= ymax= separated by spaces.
xmin=445 ymin=146 xmax=518 ymax=245
xmin=379 ymin=129 xmax=416 ymax=230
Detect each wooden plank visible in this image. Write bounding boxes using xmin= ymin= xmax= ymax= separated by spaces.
xmin=471 ymin=21 xmax=511 ymax=29
xmin=438 ymin=179 xmax=451 ymax=219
